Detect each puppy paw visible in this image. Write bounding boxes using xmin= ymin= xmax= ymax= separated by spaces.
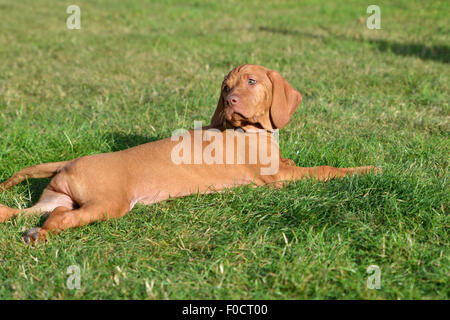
xmin=365 ymin=165 xmax=382 ymax=174
xmin=23 ymin=227 xmax=47 ymax=244
xmin=281 ymin=158 xmax=296 ymax=166
xmin=0 ymin=204 xmax=13 ymax=223
xmin=354 ymin=166 xmax=382 ymax=175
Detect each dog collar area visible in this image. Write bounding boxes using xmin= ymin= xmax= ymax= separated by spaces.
xmin=241 ymin=128 xmax=279 ymax=142
xmin=242 ymin=129 xmax=279 ymax=135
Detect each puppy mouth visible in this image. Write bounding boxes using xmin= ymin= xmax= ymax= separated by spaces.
xmin=231 ymin=111 xmax=246 ymax=120
xmin=225 ymin=107 xmax=247 ymax=121
xmin=224 ymin=108 xmax=262 ymax=129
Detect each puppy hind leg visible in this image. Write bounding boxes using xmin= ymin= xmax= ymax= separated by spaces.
xmin=23 ymin=200 xmax=130 ymax=243
xmin=0 ymin=188 xmax=76 ymax=223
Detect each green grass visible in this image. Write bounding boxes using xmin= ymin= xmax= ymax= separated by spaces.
xmin=0 ymin=0 xmax=448 ymax=299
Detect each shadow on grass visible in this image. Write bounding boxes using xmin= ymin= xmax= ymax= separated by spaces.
xmin=258 ymin=26 xmax=449 ymax=64
xmin=371 ymin=40 xmax=449 ymax=64
xmin=103 ymin=132 xmax=162 ymax=151
xmin=26 ymin=178 xmax=51 ymax=204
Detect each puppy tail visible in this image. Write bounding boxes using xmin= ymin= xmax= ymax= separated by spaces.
xmin=0 ymin=160 xmax=71 ymax=192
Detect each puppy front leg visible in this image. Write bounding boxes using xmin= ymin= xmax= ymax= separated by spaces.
xmin=277 ymin=165 xmax=381 ymax=182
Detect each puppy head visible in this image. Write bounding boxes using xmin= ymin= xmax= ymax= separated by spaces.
xmin=210 ymin=64 xmax=302 ymax=130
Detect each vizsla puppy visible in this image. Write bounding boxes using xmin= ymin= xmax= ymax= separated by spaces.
xmin=0 ymin=64 xmax=379 ymax=242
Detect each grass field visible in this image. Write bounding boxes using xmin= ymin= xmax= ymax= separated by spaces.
xmin=0 ymin=0 xmax=448 ymax=299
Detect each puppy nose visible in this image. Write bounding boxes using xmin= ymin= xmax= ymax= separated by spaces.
xmin=226 ymin=95 xmax=240 ymax=106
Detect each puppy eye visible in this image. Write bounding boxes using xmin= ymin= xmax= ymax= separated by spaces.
xmin=248 ymin=79 xmax=257 ymax=85
xmin=223 ymin=84 xmax=230 ymax=93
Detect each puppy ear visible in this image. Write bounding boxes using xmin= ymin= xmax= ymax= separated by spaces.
xmin=210 ymin=93 xmax=225 ymax=128
xmin=267 ymin=70 xmax=302 ymax=129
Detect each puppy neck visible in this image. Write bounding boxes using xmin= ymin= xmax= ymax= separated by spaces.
xmin=224 ymin=120 xmax=277 ymax=134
